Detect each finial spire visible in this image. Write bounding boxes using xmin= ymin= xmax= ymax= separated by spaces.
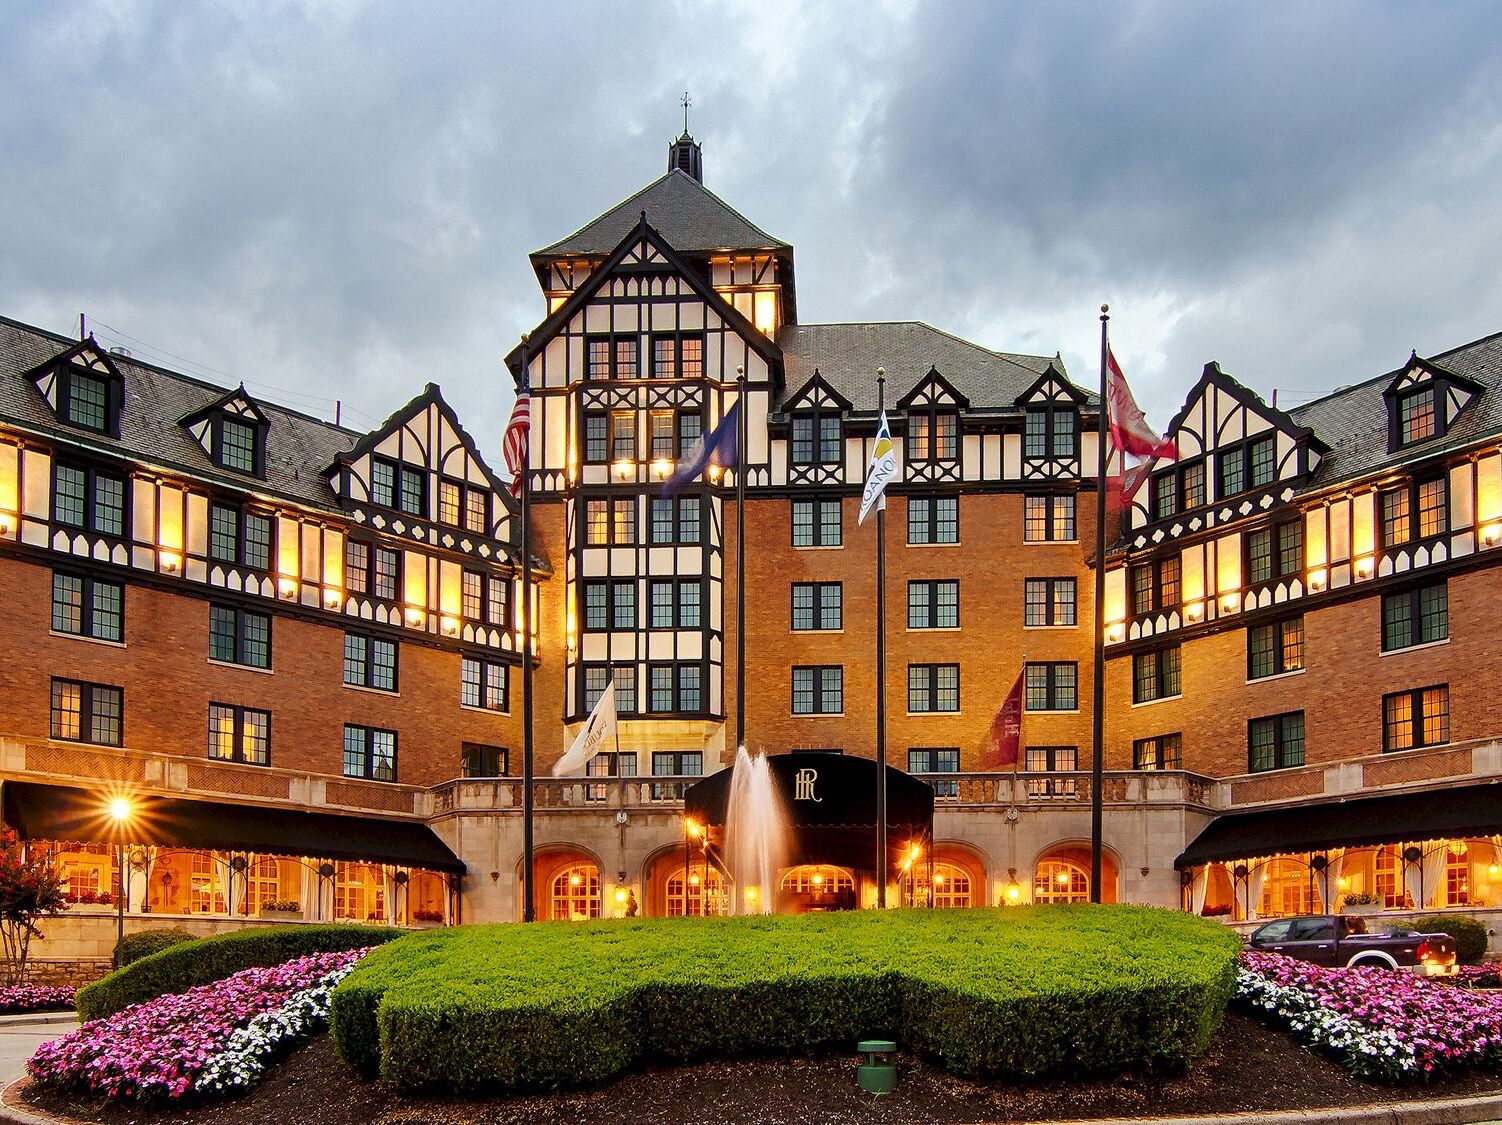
xmin=681 ymin=90 xmax=691 ymax=135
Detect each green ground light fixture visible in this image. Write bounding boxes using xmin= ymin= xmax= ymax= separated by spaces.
xmin=857 ymin=1039 xmax=898 ymax=1095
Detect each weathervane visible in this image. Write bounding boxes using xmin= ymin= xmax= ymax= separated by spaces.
xmin=681 ymin=90 xmax=691 ymax=134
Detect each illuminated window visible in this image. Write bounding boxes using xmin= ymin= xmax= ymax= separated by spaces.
xmin=908 ymin=409 xmax=959 ymax=462
xmin=1383 ymin=685 xmax=1449 ymax=751
xmin=50 ymin=678 xmax=122 ymax=745
xmin=1375 ymin=846 xmax=1410 ymax=909
xmin=1396 ymin=387 xmax=1437 ymax=446
xmin=1446 ymin=847 xmax=1470 ymax=906
xmin=610 ymin=411 xmax=636 ymax=459
xmin=1024 ymin=494 xmax=1075 ymax=542
xmin=334 ymin=862 xmax=387 ymax=923
xmin=667 ymin=867 xmax=727 ymax=917
xmin=1034 ymin=860 xmax=1089 ymax=903
xmin=551 ymin=864 xmax=601 ymax=920
xmin=1381 ymin=477 xmax=1447 ymax=547
xmin=1258 ymin=858 xmax=1315 ymax=918
xmin=207 ymin=703 xmax=270 ymax=765
xmin=1248 ymin=617 xmax=1304 ymax=679
xmin=1133 ymin=733 xmax=1182 ymax=770
xmin=1024 ymin=577 xmax=1075 ymax=627
xmin=584 ymin=499 xmax=635 ymax=545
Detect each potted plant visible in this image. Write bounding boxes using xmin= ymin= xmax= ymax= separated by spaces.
xmin=410 ymin=908 xmax=444 ymax=929
xmin=1341 ymin=890 xmax=1384 ymax=916
xmin=258 ymin=898 xmax=303 ymax=921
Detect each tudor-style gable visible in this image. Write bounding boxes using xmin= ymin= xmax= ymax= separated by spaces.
xmin=180 ymin=386 xmax=270 ymax=478
xmin=1014 ymin=362 xmax=1085 ymax=480
xmin=328 ymin=384 xmax=513 ymax=546
xmin=898 ymin=367 xmax=967 ymax=483
xmin=781 ymin=369 xmax=851 ymax=486
xmin=25 ymin=339 xmax=125 ymax=438
xmin=1384 ymin=352 xmax=1484 ymax=452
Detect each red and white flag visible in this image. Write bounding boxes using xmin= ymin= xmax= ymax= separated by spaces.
xmin=1104 ymin=455 xmax=1158 ymax=516
xmin=502 ymin=376 xmax=530 ymax=499
xmin=1106 ymin=348 xmax=1177 ymax=462
xmin=979 ymin=669 xmax=1025 ymax=770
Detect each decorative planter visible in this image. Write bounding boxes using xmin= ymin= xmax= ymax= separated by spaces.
xmin=259 ymin=908 xmax=304 ymax=922
xmin=409 ymin=919 xmax=442 ymax=930
xmin=1342 ymin=902 xmax=1383 ymax=916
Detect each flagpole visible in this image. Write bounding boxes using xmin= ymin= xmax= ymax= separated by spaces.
xmin=519 ymin=337 xmax=537 ymax=924
xmin=1090 ymin=306 xmax=1109 ymax=905
xmin=734 ymin=365 xmax=748 ymax=753
xmin=875 ymin=368 xmax=889 ymax=910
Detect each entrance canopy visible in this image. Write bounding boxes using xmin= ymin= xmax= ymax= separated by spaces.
xmin=1176 ymin=782 xmax=1502 ymax=869
xmin=1 ymin=781 xmax=465 ymax=874
xmin=683 ymin=752 xmax=934 ymax=872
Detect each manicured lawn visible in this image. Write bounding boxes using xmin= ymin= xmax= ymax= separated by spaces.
xmin=331 ymin=905 xmax=1240 ymax=1093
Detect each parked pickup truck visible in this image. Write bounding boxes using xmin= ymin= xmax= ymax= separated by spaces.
xmin=1248 ymin=914 xmax=1458 ymax=975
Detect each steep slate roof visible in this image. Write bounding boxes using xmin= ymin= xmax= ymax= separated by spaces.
xmin=533 ymin=169 xmax=790 ymax=258
xmin=1289 ymin=329 xmax=1502 ymax=488
xmin=777 ymin=321 xmax=1091 ymax=414
xmin=0 ymin=315 xmax=359 ymax=510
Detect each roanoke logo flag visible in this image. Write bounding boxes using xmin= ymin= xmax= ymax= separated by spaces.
xmin=1106 ymin=348 xmax=1177 ymax=461
xmin=665 ymin=402 xmax=740 ymax=496
xmin=979 ymin=669 xmax=1025 ymax=769
xmin=858 ymin=411 xmax=899 ymax=525
xmin=554 ymin=682 xmax=617 ymax=776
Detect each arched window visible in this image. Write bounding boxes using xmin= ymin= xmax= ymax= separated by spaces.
xmin=780 ymin=865 xmax=855 ymax=896
xmin=1258 ymin=858 xmax=1314 ymax=918
xmin=239 ymin=856 xmax=289 ymax=916
xmin=335 ymin=862 xmax=386 ymax=922
xmin=904 ymin=862 xmax=974 ymax=909
xmin=551 ymin=864 xmax=601 ymax=921
xmin=1034 ymin=859 xmax=1089 ymax=904
xmin=666 ymin=867 xmax=727 ymax=917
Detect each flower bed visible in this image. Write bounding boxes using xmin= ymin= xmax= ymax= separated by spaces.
xmin=0 ymin=985 xmax=74 ymax=1015
xmin=1236 ymin=950 xmax=1502 ymax=1081
xmin=28 ymin=949 xmax=368 ymax=1101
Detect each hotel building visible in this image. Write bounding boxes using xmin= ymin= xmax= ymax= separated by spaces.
xmin=3 ymin=129 xmax=1501 ymax=959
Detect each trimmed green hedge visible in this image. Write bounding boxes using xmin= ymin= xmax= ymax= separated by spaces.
xmin=114 ymin=926 xmax=196 ymax=967
xmin=77 ymin=924 xmax=402 ymax=1022
xmin=331 ymin=906 xmax=1239 ymax=1092
xmin=1403 ymin=915 xmax=1490 ymax=965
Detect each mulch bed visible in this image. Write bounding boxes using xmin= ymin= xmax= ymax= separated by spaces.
xmin=15 ymin=1011 xmax=1502 ymax=1125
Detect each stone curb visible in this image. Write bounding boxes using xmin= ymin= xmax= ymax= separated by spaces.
xmin=1047 ymin=1091 xmax=1502 ymax=1125
xmin=0 ymin=1015 xmax=76 ymax=1029
xmin=0 ymin=1079 xmax=74 ymax=1125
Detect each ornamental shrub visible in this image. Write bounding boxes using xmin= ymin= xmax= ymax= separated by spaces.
xmin=115 ymin=926 xmax=196 ymax=967
xmin=331 ymin=906 xmax=1239 ymax=1092
xmin=1403 ymin=915 xmax=1490 ymax=965
xmin=77 ymin=923 xmax=401 ymax=1022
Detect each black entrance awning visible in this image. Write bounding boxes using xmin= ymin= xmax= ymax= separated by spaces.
xmin=1 ymin=781 xmax=465 ymax=874
xmin=1176 ymin=781 xmax=1502 ymax=868
xmin=683 ymin=752 xmax=935 ymax=872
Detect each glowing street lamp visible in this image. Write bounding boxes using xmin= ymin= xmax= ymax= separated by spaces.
xmin=107 ymin=797 xmax=134 ymax=969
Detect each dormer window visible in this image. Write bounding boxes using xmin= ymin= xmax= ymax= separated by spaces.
xmin=213 ymin=414 xmax=264 ymax=475
xmin=909 ymin=408 xmax=959 ymax=463
xmin=372 ymin=457 xmax=426 ymax=516
xmin=1396 ymin=386 xmax=1437 ymax=447
xmin=63 ymin=370 xmax=111 ymax=431
xmin=791 ymin=409 xmax=842 ymax=467
xmin=31 ymin=348 xmax=126 ymax=437
xmin=1024 ymin=406 xmax=1077 ymax=460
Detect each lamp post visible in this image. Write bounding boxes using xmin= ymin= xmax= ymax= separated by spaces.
xmin=107 ymin=797 xmax=132 ymax=969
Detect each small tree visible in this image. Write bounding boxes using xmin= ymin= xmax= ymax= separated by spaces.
xmin=0 ymin=831 xmax=68 ymax=986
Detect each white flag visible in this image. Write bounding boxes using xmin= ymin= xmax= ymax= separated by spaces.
xmin=858 ymin=410 xmax=899 ymax=526
xmin=554 ymin=682 xmax=617 ymax=776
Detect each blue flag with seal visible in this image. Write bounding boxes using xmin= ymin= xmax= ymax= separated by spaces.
xmin=664 ymin=402 xmax=740 ymax=496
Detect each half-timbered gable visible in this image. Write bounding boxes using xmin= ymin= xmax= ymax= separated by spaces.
xmin=898 ymin=368 xmax=966 ymax=485
xmin=1014 ymin=363 xmax=1086 ymax=481
xmin=25 ymin=339 xmax=127 ymax=439
xmin=180 ymin=387 xmax=270 ymax=478
xmin=1382 ymin=352 xmax=1484 ymax=453
xmin=778 ymin=370 xmax=850 ymax=487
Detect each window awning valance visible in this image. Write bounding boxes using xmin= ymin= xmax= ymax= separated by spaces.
xmin=1 ymin=781 xmax=465 ymax=874
xmin=1176 ymin=781 xmax=1502 ymax=869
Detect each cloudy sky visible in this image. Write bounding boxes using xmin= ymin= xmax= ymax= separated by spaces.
xmin=3 ymin=1 xmax=1500 ymax=456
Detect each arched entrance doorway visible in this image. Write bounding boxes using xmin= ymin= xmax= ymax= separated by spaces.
xmin=779 ymin=865 xmax=856 ymax=912
xmin=1031 ymin=843 xmax=1119 ymax=904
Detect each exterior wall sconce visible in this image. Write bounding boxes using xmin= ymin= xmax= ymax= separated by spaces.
xmin=707 ymin=465 xmax=722 ymax=483
xmin=613 ymin=460 xmax=634 ymax=480
xmin=1104 ymin=622 xmax=1126 ymax=644
xmin=441 ymin=615 xmax=460 ymax=637
xmin=1307 ymin=568 xmax=1328 ymax=592
xmin=405 ymin=607 xmax=426 ymax=627
xmin=1355 ymin=556 xmax=1375 ymax=579
xmin=278 ymin=577 xmax=298 ymax=599
xmin=650 ymin=458 xmax=672 ymax=480
xmin=1183 ymin=600 xmax=1204 ymax=623
xmin=0 ymin=513 xmax=11 ymax=536
xmin=325 ymin=588 xmax=343 ymax=608
xmin=1219 ymin=593 xmax=1239 ymax=612
xmin=159 ymin=550 xmax=182 ymax=574
xmin=1482 ymin=523 xmax=1501 ymax=547
xmin=1003 ymin=867 xmax=1022 ymax=904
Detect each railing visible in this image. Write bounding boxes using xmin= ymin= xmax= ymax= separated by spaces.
xmin=427 ymin=769 xmax=1220 ymax=816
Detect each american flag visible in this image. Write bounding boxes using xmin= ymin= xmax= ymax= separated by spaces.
xmin=502 ymin=376 xmax=530 ymax=499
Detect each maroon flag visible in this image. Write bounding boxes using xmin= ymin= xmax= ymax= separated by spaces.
xmin=1107 ymin=348 xmax=1177 ymax=461
xmin=1105 ymin=456 xmax=1158 ymax=517
xmin=502 ymin=375 xmax=530 ymax=499
xmin=980 ymin=669 xmax=1025 ymax=770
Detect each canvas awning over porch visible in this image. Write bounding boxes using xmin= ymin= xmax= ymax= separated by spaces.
xmin=1 ymin=780 xmax=465 ymax=874
xmin=1176 ymin=781 xmax=1502 ymax=868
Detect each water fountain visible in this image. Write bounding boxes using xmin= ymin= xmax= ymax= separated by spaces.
xmin=721 ymin=746 xmax=792 ymax=914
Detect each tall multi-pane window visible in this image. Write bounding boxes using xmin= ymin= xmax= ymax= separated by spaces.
xmin=1396 ymin=387 xmax=1437 ymax=446
xmin=792 ymin=666 xmax=843 ymax=714
xmin=1130 ymin=556 xmax=1180 ymax=616
xmin=908 ymin=497 xmax=958 ymax=544
xmin=908 ymin=409 xmax=959 ymax=462
xmin=370 ymin=460 xmax=396 ymax=507
xmin=50 ymin=572 xmax=123 ymax=642
xmin=208 ymin=605 xmax=271 ymax=668
xmin=908 ymin=580 xmax=959 ymax=628
xmin=1133 ymin=734 xmax=1182 ymax=770
xmin=52 ymin=464 xmax=126 ymax=536
xmin=1218 ymin=434 xmax=1276 ymax=498
xmin=650 ymin=750 xmax=703 ymax=800
xmin=649 ymin=412 xmax=675 ymax=458
xmin=372 ymin=547 xmax=399 ymax=600
xmin=1245 ymin=520 xmax=1303 ymax=585
xmin=1025 ymin=746 xmax=1078 ymax=798
xmin=792 ymin=583 xmax=842 ymax=631
xmin=647 ymin=665 xmax=703 ymax=714
xmin=1132 ymin=647 xmax=1181 ymax=703
xmin=585 ymin=336 xmax=638 ymax=379
xmin=217 ymin=418 xmax=259 ymax=473
xmin=1380 ymin=478 xmax=1447 ymax=547
xmin=50 ymin=679 xmax=122 ymax=745
xmin=1248 ymin=617 xmax=1304 ymax=679
xmin=1248 ymin=712 xmax=1305 ymax=772
xmin=436 ymin=480 xmax=488 ymax=531
xmin=1381 ymin=582 xmax=1448 ymax=651
xmin=1152 ymin=461 xmax=1206 ymax=520
xmin=207 ymin=704 xmax=270 ymax=765
xmin=792 ymin=498 xmax=842 ymax=547
xmin=345 ymin=541 xmax=369 ymax=595
xmin=908 ymin=664 xmax=960 ymax=712
xmin=343 ymin=725 xmax=397 ymax=782
xmin=1383 ymin=686 xmax=1450 ymax=751
xmin=1023 ymin=495 xmax=1075 ymax=542
xmin=648 ymin=580 xmax=701 ymax=629
xmin=908 ymin=748 xmax=960 ymax=798
xmin=790 ymin=410 xmax=842 ymax=466
xmin=371 ymin=459 xmax=424 ymax=516
xmin=460 ymin=657 xmax=509 ymax=711
xmin=584 ymin=499 xmax=636 ymax=545
xmin=610 ymin=411 xmax=636 ymax=460
xmin=582 ymin=665 xmax=636 ymax=714
xmin=584 ymin=414 xmax=608 ymax=463
xmin=343 ymin=634 xmax=398 ymax=692
xmin=1024 ymin=578 xmax=1075 ymax=627
xmin=208 ymin=505 xmax=272 ymax=570
xmin=1023 ymin=407 xmax=1077 ymax=460
xmin=62 ymin=371 xmax=110 ymax=431
xmin=649 ymin=496 xmax=700 ymax=545
xmin=461 ymin=570 xmax=507 ymax=626
xmin=1024 ymin=662 xmax=1077 ymax=711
